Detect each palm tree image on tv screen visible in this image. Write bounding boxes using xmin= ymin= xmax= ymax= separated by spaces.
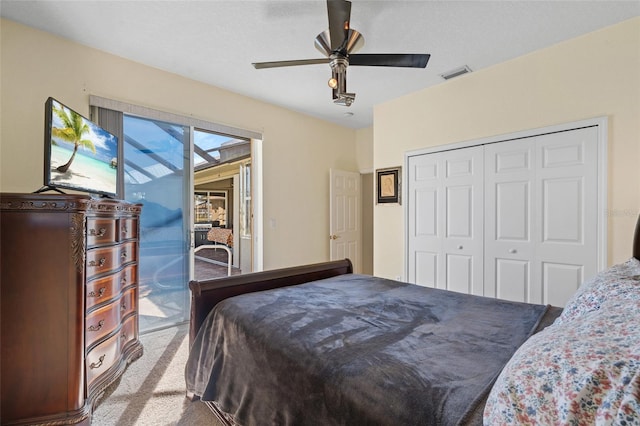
xmin=49 ymin=99 xmax=118 ymax=196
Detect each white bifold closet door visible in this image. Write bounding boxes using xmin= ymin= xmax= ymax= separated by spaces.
xmin=407 ymin=146 xmax=485 ymax=295
xmin=408 ymin=126 xmax=599 ymax=307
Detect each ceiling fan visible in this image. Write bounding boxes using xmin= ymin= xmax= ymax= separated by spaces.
xmin=252 ymin=0 xmax=430 ymax=107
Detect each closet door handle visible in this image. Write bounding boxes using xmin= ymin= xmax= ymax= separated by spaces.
xmin=509 ymin=248 xmax=517 ymax=254
xmin=457 ymin=245 xmax=463 ymax=250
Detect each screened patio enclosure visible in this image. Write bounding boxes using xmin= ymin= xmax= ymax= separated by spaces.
xmin=119 ymin=113 xmax=253 ymax=333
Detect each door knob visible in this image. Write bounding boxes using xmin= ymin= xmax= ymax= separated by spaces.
xmin=330 ymin=234 xmax=340 ymax=240
xmin=457 ymin=245 xmax=463 ymax=250
xmin=509 ymin=248 xmax=517 ymax=254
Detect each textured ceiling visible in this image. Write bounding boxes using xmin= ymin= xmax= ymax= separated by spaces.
xmin=2 ymin=1 xmax=639 ymax=129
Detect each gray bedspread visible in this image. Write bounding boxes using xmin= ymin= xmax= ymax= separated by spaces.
xmin=185 ymin=274 xmax=557 ymax=426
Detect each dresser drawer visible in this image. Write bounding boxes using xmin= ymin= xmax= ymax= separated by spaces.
xmin=119 ymin=217 xmax=138 ymax=241
xmin=86 ymin=218 xmax=117 ymax=247
xmin=120 ymin=288 xmax=137 ymax=318
xmin=86 ymin=265 xmax=137 ymax=310
xmin=86 ymin=242 xmax=137 ymax=280
xmin=121 ymin=314 xmax=138 ymax=349
xmin=86 ymin=246 xmax=120 ymax=279
xmin=85 ymin=302 xmax=122 ymax=349
xmin=119 ymin=241 xmax=137 ymax=267
xmin=86 ymin=331 xmax=121 ymax=388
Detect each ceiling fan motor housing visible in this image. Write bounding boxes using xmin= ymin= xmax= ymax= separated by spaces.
xmin=329 ymin=56 xmax=355 ymax=106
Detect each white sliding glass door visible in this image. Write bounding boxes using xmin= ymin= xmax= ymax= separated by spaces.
xmin=123 ymin=115 xmax=191 ymax=332
xmin=90 ymin=95 xmax=263 ymax=334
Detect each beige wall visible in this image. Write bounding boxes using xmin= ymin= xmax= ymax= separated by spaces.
xmin=355 ymin=126 xmax=374 ymax=172
xmin=360 ymin=172 xmax=374 ymax=275
xmin=0 ymin=19 xmax=357 ymax=270
xmin=355 ymin=126 xmax=374 ymax=274
xmin=373 ymin=17 xmax=640 ymax=280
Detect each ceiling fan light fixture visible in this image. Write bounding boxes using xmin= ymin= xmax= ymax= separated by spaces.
xmin=334 ymin=93 xmax=355 ymax=107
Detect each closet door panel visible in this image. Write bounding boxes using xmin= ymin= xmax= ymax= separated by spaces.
xmin=415 ymin=188 xmax=438 ymax=237
xmin=542 ymin=262 xmax=583 ymax=307
xmin=484 ymin=139 xmax=535 ymax=301
xmin=415 ymin=251 xmax=438 ymax=287
xmin=542 ymin=177 xmax=582 ymax=243
xmin=413 ymin=188 xmax=438 ymax=286
xmin=535 ymin=126 xmax=598 ymax=305
xmin=441 ymin=147 xmax=484 ymax=295
xmin=495 ymin=259 xmax=529 ymax=303
xmin=408 ymin=153 xmax=443 ymax=287
xmin=408 ymin=123 xmax=601 ymax=307
xmin=446 ymin=185 xmax=473 ymax=238
xmin=496 ymin=181 xmax=529 ymax=241
xmin=408 ymin=147 xmax=483 ymax=294
xmin=446 ymin=254 xmax=473 ymax=294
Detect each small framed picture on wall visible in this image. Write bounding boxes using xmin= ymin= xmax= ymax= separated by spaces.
xmin=376 ymin=166 xmax=401 ymax=205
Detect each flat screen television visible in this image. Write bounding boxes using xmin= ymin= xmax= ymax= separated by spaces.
xmin=41 ymin=97 xmax=119 ymax=198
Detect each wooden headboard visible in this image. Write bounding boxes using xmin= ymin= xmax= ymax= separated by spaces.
xmin=188 ymin=259 xmax=354 ymax=345
xmin=634 ymin=214 xmax=640 ymax=261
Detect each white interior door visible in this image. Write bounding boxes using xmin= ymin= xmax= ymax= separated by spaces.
xmin=534 ymin=127 xmax=599 ymax=305
xmin=408 ymin=147 xmax=484 ymax=294
xmin=484 ymin=127 xmax=599 ymax=305
xmin=484 ymin=138 xmax=536 ymax=302
xmin=442 ymin=147 xmax=485 ymax=295
xmin=407 ymin=152 xmax=442 ymax=287
xmin=330 ymin=169 xmax=360 ymax=272
xmin=408 ymin=123 xmax=602 ymax=306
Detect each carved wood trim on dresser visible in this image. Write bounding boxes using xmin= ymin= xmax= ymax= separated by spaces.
xmin=1 ymin=193 xmax=143 ymax=425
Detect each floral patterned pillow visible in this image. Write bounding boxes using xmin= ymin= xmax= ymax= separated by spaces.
xmin=555 ymin=258 xmax=640 ymax=325
xmin=484 ymin=297 xmax=640 ymax=425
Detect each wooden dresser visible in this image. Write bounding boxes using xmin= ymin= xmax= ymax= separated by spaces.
xmin=0 ymin=193 xmax=143 ymax=425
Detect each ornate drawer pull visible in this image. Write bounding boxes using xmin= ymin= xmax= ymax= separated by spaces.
xmin=121 ymin=301 xmax=127 ymax=311
xmin=120 ymin=277 xmax=127 ymax=285
xmin=121 ymin=226 xmax=128 ymax=234
xmin=88 ymin=258 xmax=106 ymax=268
xmin=89 ymin=228 xmax=107 ymax=237
xmin=121 ymin=251 xmax=127 ymax=260
xmin=88 ymin=319 xmax=104 ymax=332
xmin=90 ymin=354 xmax=105 ymax=370
xmin=88 ymin=287 xmax=106 ymax=298
xmin=121 ymin=333 xmax=128 ymax=341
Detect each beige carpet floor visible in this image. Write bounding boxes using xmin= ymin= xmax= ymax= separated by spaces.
xmin=92 ymin=323 xmax=223 ymax=426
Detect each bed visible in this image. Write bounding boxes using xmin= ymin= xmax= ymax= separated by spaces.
xmin=185 ymin=215 xmax=640 ymax=425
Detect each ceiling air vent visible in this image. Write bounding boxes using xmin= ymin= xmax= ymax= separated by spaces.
xmin=440 ymin=65 xmax=472 ymax=80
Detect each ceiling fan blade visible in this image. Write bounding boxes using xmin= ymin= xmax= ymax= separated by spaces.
xmin=327 ymin=0 xmax=351 ymax=52
xmin=252 ymin=58 xmax=330 ymax=69
xmin=349 ymin=54 xmax=431 ymax=68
